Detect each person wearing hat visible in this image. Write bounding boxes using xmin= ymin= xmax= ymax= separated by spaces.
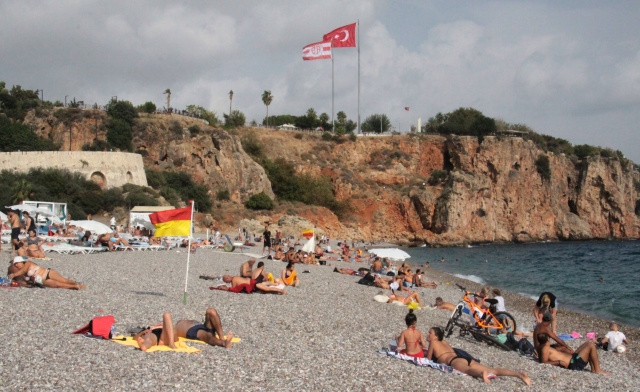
xmin=7 ymin=256 xmax=86 ymax=290
xmin=533 ymin=313 xmax=572 ymax=354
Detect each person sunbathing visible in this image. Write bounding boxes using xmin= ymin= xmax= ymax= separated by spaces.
xmin=533 ymin=313 xmax=573 ymax=354
xmin=97 ymin=233 xmax=132 ymax=251
xmin=173 ymin=308 xmax=234 ymax=348
xmin=212 ymin=275 xmax=286 ymax=294
xmin=133 ymin=312 xmax=177 ymax=351
xmin=281 ymin=262 xmax=299 ymax=287
xmin=426 ymin=327 xmax=530 ymax=385
xmin=413 ymin=270 xmax=438 ymax=288
xmin=274 ymin=244 xmax=285 ymax=260
xmin=284 ymin=248 xmax=295 ymax=263
xmin=24 ymin=229 xmax=46 ymax=258
xmin=333 ymin=267 xmax=357 ymax=275
xmin=371 ymin=258 xmax=384 ymax=273
xmin=8 ymin=256 xmax=86 ymax=290
xmin=252 ymin=261 xmax=268 ymax=281
xmin=387 ymin=289 xmax=424 ymax=307
xmin=434 ymin=297 xmax=457 ymax=311
xmin=240 ymin=258 xmax=256 ymax=278
xmin=396 ymin=309 xmax=426 ymax=358
xmin=536 ymin=332 xmax=609 ymax=375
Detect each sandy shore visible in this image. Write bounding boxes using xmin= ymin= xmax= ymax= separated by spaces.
xmin=0 ymin=247 xmax=638 ymax=391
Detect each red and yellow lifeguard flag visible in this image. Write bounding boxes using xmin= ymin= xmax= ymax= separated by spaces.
xmin=149 ymin=206 xmax=192 ymax=237
xmin=302 ymin=228 xmax=314 ymax=239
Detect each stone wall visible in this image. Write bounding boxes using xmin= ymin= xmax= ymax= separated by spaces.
xmin=0 ymin=151 xmax=147 ymax=189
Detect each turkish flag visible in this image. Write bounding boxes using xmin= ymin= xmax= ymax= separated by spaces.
xmin=302 ymin=39 xmax=332 ymax=60
xmin=405 ymin=107 xmax=410 ymax=111
xmin=323 ymin=22 xmax=357 ymax=48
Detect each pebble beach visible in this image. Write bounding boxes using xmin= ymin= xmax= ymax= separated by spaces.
xmin=1 ymin=247 xmax=639 ymax=391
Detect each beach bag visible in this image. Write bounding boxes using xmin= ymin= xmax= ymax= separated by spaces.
xmin=518 ymin=338 xmax=536 ymax=356
xmin=357 ymin=273 xmax=375 ymax=286
xmin=72 ymin=315 xmax=115 ymax=340
xmin=505 ymin=332 xmax=520 ymax=350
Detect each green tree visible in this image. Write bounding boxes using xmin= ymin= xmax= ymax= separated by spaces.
xmin=137 ymin=101 xmax=156 ymax=114
xmin=245 ymin=192 xmax=274 ymax=210
xmin=185 ymin=105 xmax=219 ymax=126
xmin=224 ymin=109 xmax=246 ymax=128
xmin=261 ymin=90 xmax=273 ymax=127
xmin=228 ymin=90 xmax=233 ymax=115
xmin=106 ymin=99 xmax=138 ymax=126
xmin=337 ymin=111 xmax=347 ymax=124
xmin=361 ymin=114 xmax=391 ymax=133
xmin=106 ymin=118 xmax=133 ymax=151
xmin=0 ymin=115 xmax=59 ymax=151
xmin=11 ymin=179 xmax=32 ymax=203
xmin=319 ymin=112 xmax=330 ymax=130
xmin=470 ymin=115 xmax=497 ymax=143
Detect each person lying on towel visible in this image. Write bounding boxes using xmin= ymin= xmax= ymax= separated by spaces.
xmin=134 ymin=312 xmax=178 ymax=351
xmin=211 ymin=274 xmax=287 ymax=295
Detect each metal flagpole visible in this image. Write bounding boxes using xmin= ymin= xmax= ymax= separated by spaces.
xmin=183 ymin=200 xmax=195 ymax=305
xmin=332 ymin=50 xmax=335 ymax=133
xmin=357 ymin=19 xmax=361 ymax=134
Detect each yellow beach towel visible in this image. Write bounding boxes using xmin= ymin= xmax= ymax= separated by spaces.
xmin=111 ymin=335 xmax=241 ymax=353
xmin=283 ymin=270 xmax=297 ymax=286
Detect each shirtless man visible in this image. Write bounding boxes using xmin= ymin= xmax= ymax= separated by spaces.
xmin=537 ymin=332 xmax=609 ymax=375
xmin=434 ymin=297 xmax=457 ymax=311
xmin=533 ymin=313 xmax=573 ymax=354
xmin=240 ymin=258 xmax=256 ymax=278
xmin=8 ymin=210 xmax=21 ymax=254
xmin=274 ymin=244 xmax=284 ymax=260
xmin=371 ymin=258 xmax=384 ymax=273
xmin=284 ymin=248 xmax=295 ymax=263
xmin=174 ymin=308 xmax=234 ymax=348
xmin=413 ymin=270 xmax=438 ymax=289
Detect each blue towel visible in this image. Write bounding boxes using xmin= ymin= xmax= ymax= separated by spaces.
xmin=558 ymin=333 xmax=574 ymax=341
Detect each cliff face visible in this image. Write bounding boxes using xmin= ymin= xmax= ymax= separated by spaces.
xmin=24 ymin=109 xmax=640 ymax=244
xmin=243 ymin=130 xmax=640 ymax=244
xmin=25 ymin=111 xmax=273 ymax=204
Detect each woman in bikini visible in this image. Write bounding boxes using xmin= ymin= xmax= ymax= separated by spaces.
xmin=426 ymin=327 xmax=530 ymax=385
xmin=8 ymin=256 xmax=86 ymax=290
xmin=281 ymin=262 xmax=299 ymax=287
xmin=387 ymin=290 xmax=424 ymax=307
xmin=133 ymin=312 xmax=178 ymax=351
xmin=24 ymin=229 xmax=46 ymax=258
xmin=396 ymin=309 xmax=426 ymax=358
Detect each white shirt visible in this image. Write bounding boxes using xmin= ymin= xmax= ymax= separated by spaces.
xmin=326 ymin=245 xmax=332 ymax=252
xmin=110 ymin=217 xmax=116 ymax=226
xmin=495 ymin=296 xmax=506 ymax=312
xmin=605 ymin=331 xmax=626 ymax=351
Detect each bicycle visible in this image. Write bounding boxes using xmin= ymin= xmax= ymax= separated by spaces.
xmin=444 ymin=284 xmax=517 ymax=351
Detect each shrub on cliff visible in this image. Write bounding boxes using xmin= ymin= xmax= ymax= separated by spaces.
xmin=241 ymin=131 xmax=265 ymax=160
xmin=164 ymin=171 xmax=212 ymax=212
xmin=188 ymin=125 xmax=201 ymax=136
xmin=224 ymin=110 xmax=246 ymax=128
xmin=106 ymin=119 xmax=133 ymax=151
xmin=216 ymin=189 xmax=230 ymax=201
xmin=428 ymin=170 xmax=448 ymax=185
xmin=0 ymin=115 xmax=59 ymax=152
xmin=137 ymin=101 xmax=156 ymax=114
xmin=245 ymin=192 xmax=274 ymax=210
xmin=321 ymin=132 xmax=332 ymax=141
xmin=536 ymin=154 xmax=551 ymax=181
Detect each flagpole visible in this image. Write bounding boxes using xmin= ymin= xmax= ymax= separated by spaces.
xmin=357 ymin=19 xmax=360 ymax=134
xmin=183 ymin=200 xmax=195 ymax=305
xmin=332 ymin=50 xmax=335 ymax=133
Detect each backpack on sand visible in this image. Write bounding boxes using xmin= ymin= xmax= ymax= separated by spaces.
xmin=518 ymin=338 xmax=536 ymax=356
xmin=72 ymin=315 xmax=115 ymax=340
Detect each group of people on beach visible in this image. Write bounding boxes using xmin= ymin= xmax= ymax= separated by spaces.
xmin=202 ymin=258 xmax=299 ymax=295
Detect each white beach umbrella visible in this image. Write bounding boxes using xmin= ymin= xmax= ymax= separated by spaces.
xmin=368 ymin=248 xmax=411 ymax=261
xmin=69 ymin=220 xmax=113 ymax=235
xmin=5 ymin=204 xmax=57 ymax=217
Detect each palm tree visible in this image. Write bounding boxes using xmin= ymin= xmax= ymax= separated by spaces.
xmin=163 ymin=88 xmax=171 ymax=113
xmin=11 ymin=179 xmax=32 ymax=204
xmin=261 ymin=90 xmax=273 ymax=127
xmin=228 ymin=90 xmax=233 ymax=115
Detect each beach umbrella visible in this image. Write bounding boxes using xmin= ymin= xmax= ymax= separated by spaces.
xmin=5 ymin=204 xmax=57 ymax=217
xmin=368 ymin=248 xmax=411 ymax=261
xmin=69 ymin=220 xmax=113 ymax=234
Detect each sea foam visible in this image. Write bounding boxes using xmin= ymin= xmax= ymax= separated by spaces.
xmin=453 ymin=274 xmax=486 ymax=284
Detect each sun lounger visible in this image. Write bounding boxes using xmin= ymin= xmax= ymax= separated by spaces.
xmin=44 ymin=243 xmax=107 ymax=255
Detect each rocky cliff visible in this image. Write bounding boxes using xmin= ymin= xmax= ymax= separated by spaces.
xmin=24 ymin=109 xmax=640 ymax=245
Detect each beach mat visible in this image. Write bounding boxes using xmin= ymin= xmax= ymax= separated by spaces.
xmin=111 ymin=335 xmax=241 ymax=353
xmin=377 ymin=349 xmax=467 ymax=376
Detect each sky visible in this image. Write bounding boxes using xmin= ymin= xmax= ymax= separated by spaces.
xmin=2 ymin=0 xmax=640 ymax=161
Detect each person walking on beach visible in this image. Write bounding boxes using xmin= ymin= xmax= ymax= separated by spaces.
xmin=426 ymin=327 xmax=531 ymax=385
xmin=8 ymin=210 xmax=22 ymax=254
xmin=396 ymin=309 xmax=426 ymax=358
xmin=534 ymin=292 xmax=558 ymax=334
xmin=536 ymin=332 xmax=609 ymax=375
xmin=262 ymin=225 xmax=272 ymax=255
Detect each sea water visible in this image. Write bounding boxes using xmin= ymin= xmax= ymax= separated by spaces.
xmin=406 ymin=240 xmax=640 ymax=328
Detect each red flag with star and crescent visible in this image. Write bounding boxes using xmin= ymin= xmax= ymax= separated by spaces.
xmin=323 ymin=23 xmax=357 ymax=48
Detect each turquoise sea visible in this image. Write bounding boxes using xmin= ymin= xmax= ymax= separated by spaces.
xmin=406 ymin=240 xmax=640 ymax=328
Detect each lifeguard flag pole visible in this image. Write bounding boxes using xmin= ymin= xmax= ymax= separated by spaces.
xmin=183 ymin=200 xmax=195 ymax=304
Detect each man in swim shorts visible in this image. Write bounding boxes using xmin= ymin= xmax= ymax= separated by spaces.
xmin=240 ymin=258 xmax=255 ymax=278
xmin=262 ymin=225 xmax=272 ymax=255
xmin=174 ymin=308 xmax=233 ymax=348
xmin=8 ymin=210 xmax=21 ymax=253
xmin=537 ymin=332 xmax=609 ymax=375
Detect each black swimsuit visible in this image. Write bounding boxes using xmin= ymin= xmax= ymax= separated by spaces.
xmin=435 ymin=351 xmax=471 ymax=367
xmin=151 ymin=328 xmax=163 ymax=342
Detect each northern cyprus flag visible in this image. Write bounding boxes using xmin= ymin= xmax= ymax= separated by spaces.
xmin=302 ymin=39 xmax=332 ymax=60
